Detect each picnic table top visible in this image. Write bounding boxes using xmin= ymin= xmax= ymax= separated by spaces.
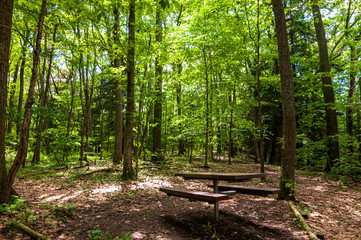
xmin=174 ymin=172 xmax=266 ymax=181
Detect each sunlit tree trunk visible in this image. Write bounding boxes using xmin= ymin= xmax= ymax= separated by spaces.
xmin=272 ymin=0 xmax=297 ymax=200
xmin=228 ymin=86 xmax=236 ymax=165
xmin=32 ymin=25 xmax=57 ymax=164
xmin=256 ymin=0 xmax=265 ymax=176
xmin=203 ymin=47 xmax=210 ymax=168
xmin=7 ymin=60 xmax=19 ymax=133
xmin=152 ymin=7 xmax=163 ymax=163
xmin=345 ymin=1 xmax=355 ymax=153
xmin=113 ymin=4 xmax=123 ymax=165
xmin=122 ymin=0 xmax=136 ymax=179
xmin=176 ymin=65 xmax=185 ymax=157
xmin=311 ymin=0 xmax=339 ymax=171
xmin=17 ymin=33 xmax=28 ymax=135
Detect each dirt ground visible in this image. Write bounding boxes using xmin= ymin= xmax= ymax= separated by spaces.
xmin=1 ymin=158 xmax=360 ymax=240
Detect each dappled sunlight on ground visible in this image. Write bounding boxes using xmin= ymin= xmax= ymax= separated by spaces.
xmin=133 ymin=177 xmax=173 ymax=190
xmin=41 ymin=190 xmax=83 ymax=202
xmin=91 ymin=184 xmax=121 ymax=194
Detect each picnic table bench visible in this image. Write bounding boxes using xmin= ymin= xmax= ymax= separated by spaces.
xmin=208 ymin=184 xmax=282 ymax=196
xmin=159 ymin=172 xmax=281 ymax=222
xmin=159 ymin=188 xmax=230 ymax=203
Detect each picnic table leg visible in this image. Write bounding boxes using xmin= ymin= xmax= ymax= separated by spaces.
xmin=213 ymin=180 xmax=219 ymax=222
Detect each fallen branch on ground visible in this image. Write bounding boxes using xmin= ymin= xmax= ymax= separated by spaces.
xmin=10 ymin=220 xmax=51 ymax=240
xmin=288 ymin=201 xmax=318 ymax=240
xmin=75 ymin=167 xmax=120 ymax=178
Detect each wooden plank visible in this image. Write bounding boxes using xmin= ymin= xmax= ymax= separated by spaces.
xmin=208 ymin=184 xmax=281 ymax=196
xmin=175 ymin=172 xmax=266 ymax=181
xmin=159 ymin=187 xmax=230 ymax=203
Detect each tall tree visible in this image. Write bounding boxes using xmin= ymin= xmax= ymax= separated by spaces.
xmin=32 ymin=24 xmax=57 ymax=164
xmin=311 ymin=0 xmax=339 ymax=171
xmin=122 ymin=0 xmax=136 ymax=179
xmin=271 ymin=0 xmax=297 ymax=200
xmin=0 ymin=0 xmax=14 ymax=203
xmin=113 ymin=2 xmax=123 ymax=165
xmin=152 ymin=4 xmax=163 ymax=163
xmin=2 ymin=0 xmax=46 ymax=203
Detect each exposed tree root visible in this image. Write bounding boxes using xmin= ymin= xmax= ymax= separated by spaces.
xmin=10 ymin=220 xmax=51 ymax=240
xmin=288 ymin=201 xmax=318 ymax=240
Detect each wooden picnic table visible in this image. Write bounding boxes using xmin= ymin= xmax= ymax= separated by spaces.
xmin=174 ymin=172 xmax=267 ymax=221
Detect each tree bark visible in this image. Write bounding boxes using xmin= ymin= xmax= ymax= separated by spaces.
xmin=32 ymin=24 xmax=57 ymax=164
xmin=271 ymin=0 xmax=297 ymax=200
xmin=256 ymin=0 xmax=265 ymax=175
xmin=0 ymin=0 xmax=14 ymax=204
xmin=228 ymin=85 xmax=236 ymax=165
xmin=152 ymin=7 xmax=163 ymax=163
xmin=4 ymin=0 xmax=46 ymax=203
xmin=17 ymin=34 xmax=28 ymax=135
xmin=311 ymin=0 xmax=339 ymax=171
xmin=176 ymin=64 xmax=185 ymax=156
xmin=346 ymin=46 xmax=356 ymax=152
xmin=203 ymin=47 xmax=209 ymax=168
xmin=113 ymin=4 xmax=123 ymax=165
xmin=7 ymin=60 xmax=19 ymax=133
xmin=122 ymin=0 xmax=136 ymax=180
xmin=345 ymin=1 xmax=355 ymax=153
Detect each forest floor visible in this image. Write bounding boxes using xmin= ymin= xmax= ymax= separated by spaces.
xmin=1 ymin=156 xmax=360 ymax=240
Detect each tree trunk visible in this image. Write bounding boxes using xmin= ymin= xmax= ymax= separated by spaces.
xmin=176 ymin=64 xmax=185 ymax=156
xmin=228 ymin=86 xmax=236 ymax=165
xmin=271 ymin=0 xmax=297 ymax=200
xmin=4 ymin=0 xmax=46 ymax=203
xmin=346 ymin=46 xmax=356 ymax=153
xmin=311 ymin=0 xmax=339 ymax=171
xmin=7 ymin=60 xmax=19 ymax=133
xmin=32 ymin=24 xmax=57 ymax=164
xmin=152 ymin=7 xmax=163 ymax=163
xmin=0 ymin=0 xmax=14 ymax=204
xmin=17 ymin=34 xmax=28 ymax=135
xmin=113 ymin=4 xmax=123 ymax=165
xmin=122 ymin=0 xmax=136 ymax=180
xmin=203 ymin=47 xmax=209 ymax=168
xmin=345 ymin=1 xmax=355 ymax=153
xmin=256 ymin=0 xmax=265 ymax=175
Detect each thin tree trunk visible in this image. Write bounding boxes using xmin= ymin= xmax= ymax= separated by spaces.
xmin=7 ymin=60 xmax=19 ymax=133
xmin=346 ymin=46 xmax=356 ymax=153
xmin=228 ymin=86 xmax=236 ymax=165
xmin=122 ymin=0 xmax=136 ymax=179
xmin=271 ymin=0 xmax=297 ymax=200
xmin=256 ymin=0 xmax=265 ymax=175
xmin=32 ymin=24 xmax=57 ymax=164
xmin=203 ymin=47 xmax=209 ymax=168
xmin=345 ymin=1 xmax=355 ymax=153
xmin=311 ymin=0 xmax=340 ymax=171
xmin=152 ymin=7 xmax=163 ymax=163
xmin=17 ymin=36 xmax=28 ymax=135
xmin=113 ymin=4 xmax=123 ymax=165
xmin=5 ymin=0 xmax=46 ymax=203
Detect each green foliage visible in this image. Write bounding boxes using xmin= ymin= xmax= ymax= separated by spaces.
xmin=0 ymin=195 xmax=27 ymax=214
xmin=331 ymin=156 xmax=361 ymax=183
